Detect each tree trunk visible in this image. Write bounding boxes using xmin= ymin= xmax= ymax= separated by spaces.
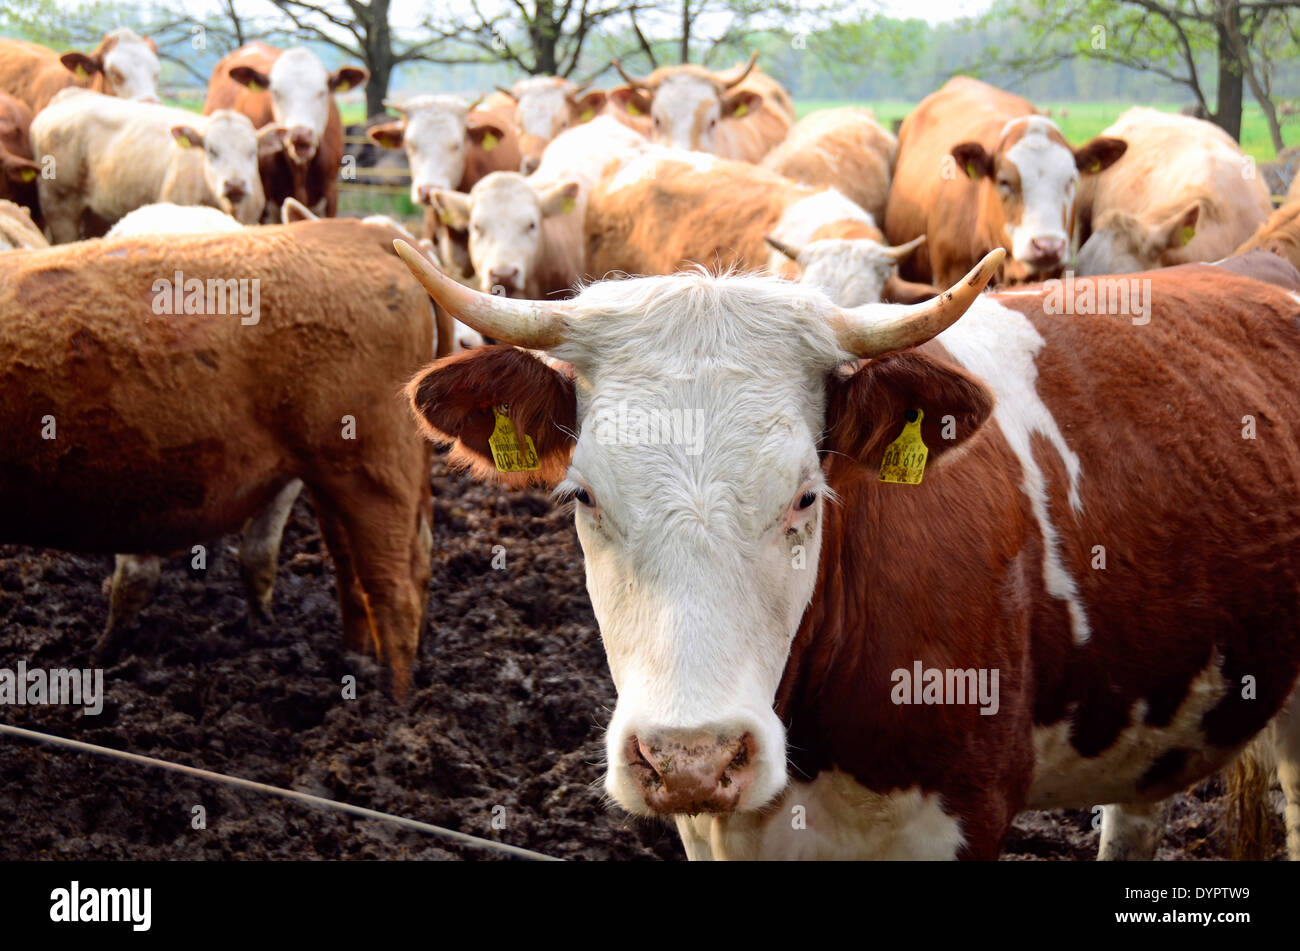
xmin=680 ymin=0 xmax=691 ymax=63
xmin=365 ymin=0 xmax=393 ymax=117
xmin=1213 ymin=8 xmax=1244 ymax=141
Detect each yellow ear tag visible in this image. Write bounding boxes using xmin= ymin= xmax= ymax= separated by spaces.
xmin=733 ymin=102 xmax=749 ymax=118
xmin=248 ymin=80 xmax=263 ymax=93
xmin=1087 ymin=160 xmax=1101 ymax=173
xmin=1177 ymin=225 xmax=1196 ymax=246
xmin=879 ymin=409 xmax=928 ymax=485
xmin=625 ymin=101 xmax=641 ymax=116
xmin=560 ymin=195 xmax=576 ymax=214
xmin=19 ymin=168 xmax=36 ymax=182
xmin=176 ymin=134 xmax=191 ymax=149
xmin=965 ymin=162 xmax=979 ymax=180
xmin=488 ymin=405 xmax=540 ymax=472
xmin=74 ymin=65 xmax=88 ymax=80
xmin=481 ymin=132 xmax=499 ymax=151
xmin=336 ymin=80 xmax=350 ymax=92
xmin=437 ymin=208 xmax=454 ymax=226
xmin=579 ymin=108 xmax=594 ymax=122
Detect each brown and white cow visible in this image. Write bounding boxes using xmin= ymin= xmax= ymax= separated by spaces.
xmin=0 ymin=220 xmax=434 ymax=695
xmin=761 ymin=107 xmax=896 ymax=224
xmin=367 ymin=94 xmax=522 ymax=280
xmin=608 ymin=52 xmax=794 ymax=163
xmin=0 ymin=29 xmax=160 ymax=113
xmin=486 ymin=76 xmax=607 ymax=173
xmin=204 ymin=42 xmax=367 ymax=220
xmin=391 ymin=241 xmax=1300 ymax=860
xmin=0 ymin=91 xmax=39 ymax=220
xmin=1235 ymin=200 xmax=1300 ymax=273
xmin=0 ymin=198 xmax=46 ymax=251
xmin=885 ymin=76 xmax=1126 ymax=287
xmin=431 ymin=115 xmax=645 ymax=300
xmin=32 ymin=90 xmax=280 ymax=241
xmin=1075 ymin=108 xmax=1272 ymax=276
xmin=586 ymin=149 xmax=937 ymax=306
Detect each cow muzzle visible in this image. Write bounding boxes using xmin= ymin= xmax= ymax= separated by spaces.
xmin=1025 ymin=235 xmax=1067 ymax=271
xmin=287 ymin=126 xmax=318 ymax=163
xmin=625 ymin=731 xmax=757 ymax=815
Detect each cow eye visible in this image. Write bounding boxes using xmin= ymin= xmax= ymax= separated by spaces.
xmin=795 ymin=490 xmax=817 ymax=511
xmin=572 ymin=487 xmax=594 ymax=507
xmin=527 ymin=221 xmax=536 ymax=231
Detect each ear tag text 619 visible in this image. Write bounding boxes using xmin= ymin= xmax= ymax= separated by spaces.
xmin=488 ymin=405 xmax=539 ymax=473
xmin=879 ymin=408 xmax=928 ymax=485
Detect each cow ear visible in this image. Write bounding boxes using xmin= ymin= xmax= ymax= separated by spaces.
xmin=721 ymin=90 xmax=762 ymax=120
xmin=609 ymin=86 xmax=651 ymax=118
xmin=367 ymin=121 xmax=405 ymax=150
xmin=571 ymin=90 xmax=606 ymax=122
xmin=539 ymin=181 xmax=579 ymax=217
xmin=144 ymin=36 xmax=159 ymax=55
xmin=430 ymin=189 xmax=472 ymax=229
xmin=823 ymin=349 xmax=994 ymax=474
xmin=171 ymin=125 xmax=204 ymax=149
xmin=951 ymin=142 xmax=992 ymax=180
xmin=1150 ymin=202 xmax=1200 ymax=253
xmin=60 ymin=52 xmax=101 ymax=79
xmin=0 ymin=147 xmax=39 ymax=183
xmin=407 ymin=346 xmax=577 ymax=487
xmin=257 ymin=123 xmax=286 ymax=157
xmin=229 ymin=65 xmax=271 ymax=92
xmin=281 ymin=197 xmax=318 ymax=223
xmin=1074 ymin=136 xmax=1126 ymax=174
xmin=330 ymin=66 xmax=369 ymax=93
xmin=466 ymin=122 xmax=505 ymax=151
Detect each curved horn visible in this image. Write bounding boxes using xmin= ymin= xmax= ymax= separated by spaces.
xmin=721 ymin=50 xmax=760 ymax=89
xmin=765 ymin=235 xmax=802 ymax=261
xmin=612 ymin=59 xmax=649 ymax=90
xmin=883 ymin=234 xmax=926 ymax=261
xmin=393 ymin=240 xmax=570 ymax=349
xmin=830 ymin=249 xmax=1004 ymax=358
xmin=494 ymin=84 xmax=518 ymax=102
xmin=465 ymin=93 xmax=485 ymax=112
xmin=381 ymin=97 xmax=406 ymax=114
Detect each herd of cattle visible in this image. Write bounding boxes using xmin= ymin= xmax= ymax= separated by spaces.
xmin=1 ymin=27 xmax=1300 ymax=862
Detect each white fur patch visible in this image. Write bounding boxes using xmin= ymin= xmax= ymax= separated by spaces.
xmin=1001 ymin=117 xmax=1076 ymax=267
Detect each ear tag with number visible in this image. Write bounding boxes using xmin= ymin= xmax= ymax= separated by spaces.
xmin=175 ymin=134 xmax=191 ymax=149
xmin=879 ymin=408 xmax=928 ymax=485
xmin=74 ymin=65 xmax=88 ymax=80
xmin=488 ymin=405 xmax=539 ymax=472
xmin=1177 ymin=225 xmax=1196 ymax=246
xmin=560 ymin=195 xmax=576 ymax=214
xmin=625 ymin=101 xmax=641 ymax=116
xmin=19 ymin=168 xmax=36 ymax=182
xmin=248 ymin=80 xmax=264 ymax=93
xmin=579 ymin=108 xmax=594 ymax=122
xmin=481 ymin=132 xmax=499 ymax=151
xmin=965 ymin=162 xmax=979 ymax=179
xmin=733 ymin=102 xmax=749 ymax=118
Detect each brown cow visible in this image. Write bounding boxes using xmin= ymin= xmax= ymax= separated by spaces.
xmin=0 ymin=220 xmax=434 ymax=695
xmin=487 ymin=77 xmax=607 ymax=173
xmin=0 ymin=29 xmax=160 ymax=113
xmin=392 ymin=243 xmax=1300 ymax=860
xmin=203 ymin=42 xmax=368 ymax=220
xmin=761 ymin=107 xmax=896 ymax=224
xmin=607 ymin=52 xmax=794 ymax=163
xmin=1075 ymin=108 xmax=1271 ymax=276
xmin=0 ymin=91 xmax=39 ymax=221
xmin=1235 ymin=200 xmax=1300 ymax=272
xmin=885 ymin=76 xmax=1126 ymax=287
xmin=587 ymin=149 xmax=936 ymax=306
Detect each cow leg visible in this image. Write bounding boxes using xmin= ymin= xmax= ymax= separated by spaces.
xmin=96 ymin=554 xmax=162 ymax=658
xmin=312 ymin=498 xmax=373 ymax=657
xmin=1272 ymin=689 xmax=1300 ymax=860
xmin=1098 ymin=801 xmax=1166 ymax=860
xmin=239 ymin=478 xmax=303 ymax=620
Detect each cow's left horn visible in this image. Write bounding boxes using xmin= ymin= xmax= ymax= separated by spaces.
xmin=721 ymin=51 xmax=760 ymax=89
xmin=613 ymin=59 xmax=649 ymax=90
xmin=883 ymin=234 xmax=926 ymax=261
xmin=393 ymin=240 xmax=569 ymax=349
xmin=765 ymin=235 xmax=801 ymax=261
xmin=830 ymin=249 xmax=1004 ymax=358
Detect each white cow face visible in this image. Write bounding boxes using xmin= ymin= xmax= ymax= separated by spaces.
xmin=172 ymin=111 xmax=278 ymax=224
xmin=432 ymin=172 xmax=578 ymax=297
xmin=230 ymin=48 xmax=366 ymax=165
xmin=368 ymin=96 xmax=504 ymax=205
xmin=952 ymin=117 xmax=1126 ymax=276
xmin=786 ymin=239 xmax=896 ymax=308
xmin=1075 ymin=204 xmax=1201 ymax=276
xmin=513 ymin=78 xmax=573 ymax=142
xmin=61 ymin=28 xmax=160 ymax=103
xmin=643 ymin=74 xmax=761 ymax=154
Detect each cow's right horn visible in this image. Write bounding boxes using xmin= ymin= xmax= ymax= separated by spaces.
xmin=883 ymin=234 xmax=926 ymax=261
xmin=495 ymin=85 xmax=517 ymax=102
xmin=830 ymin=249 xmax=1003 ymax=358
xmin=612 ymin=59 xmax=650 ymax=90
xmin=393 ymin=240 xmax=569 ymax=349
xmin=765 ymin=235 xmax=802 ymax=261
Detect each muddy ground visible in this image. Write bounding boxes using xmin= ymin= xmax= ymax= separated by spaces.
xmin=0 ymin=458 xmax=1287 ymax=860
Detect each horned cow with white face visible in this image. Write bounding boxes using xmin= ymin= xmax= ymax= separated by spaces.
xmin=489 ymin=76 xmax=607 ymax=173
xmin=392 ymin=239 xmax=1300 ymax=861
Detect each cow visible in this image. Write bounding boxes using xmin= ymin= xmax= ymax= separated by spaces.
xmin=1290 ymin=168 xmax=1300 ymax=204
xmin=391 ymin=241 xmax=1300 ymax=860
xmin=608 ymin=52 xmax=794 ymax=163
xmin=0 ymin=91 xmax=39 ymax=220
xmin=761 ymin=107 xmax=897 ymax=224
xmin=0 ymin=220 xmax=434 ymax=695
xmin=586 ymin=149 xmax=938 ymax=306
xmin=203 ymin=42 xmax=368 ymax=220
xmin=885 ymin=76 xmax=1127 ymax=287
xmin=0 ymin=29 xmax=160 ymax=113
xmin=1075 ymin=108 xmax=1271 ymax=276
xmin=31 ymin=90 xmax=279 ymax=241
xmin=486 ymin=76 xmax=607 ymax=173
xmin=0 ymin=198 xmax=46 ymax=251
xmin=430 ymin=116 xmax=646 ymax=300
xmin=1235 ymin=200 xmax=1300 ymax=273
xmin=367 ymin=94 xmax=522 ymax=281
